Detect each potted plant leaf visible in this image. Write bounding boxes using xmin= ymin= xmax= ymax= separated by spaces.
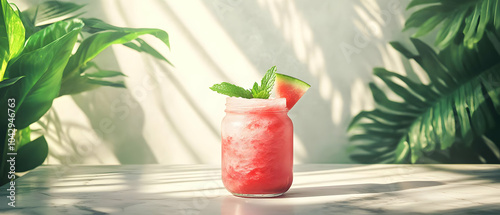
xmin=0 ymin=0 xmax=172 ymax=185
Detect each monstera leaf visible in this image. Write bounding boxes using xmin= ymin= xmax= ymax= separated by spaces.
xmin=405 ymin=0 xmax=500 ymax=49
xmin=348 ymin=38 xmax=500 ymax=164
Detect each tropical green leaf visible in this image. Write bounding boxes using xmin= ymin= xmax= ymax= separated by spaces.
xmin=373 ymin=68 xmax=432 ymax=108
xmin=22 ymin=18 xmax=82 ymax=53
xmin=81 ymin=17 xmax=126 ymax=33
xmin=86 ymin=79 xmax=125 ymax=88
xmin=495 ymin=0 xmax=500 ymax=30
xmin=434 ymin=9 xmax=466 ymax=49
xmin=369 ymin=82 xmax=422 ymax=113
xmin=413 ymin=10 xmax=447 ymax=37
xmin=0 ymin=76 xmax=22 ymax=88
xmin=3 ymin=19 xmax=83 ymax=129
xmin=463 ymin=2 xmax=481 ymax=47
xmin=475 ymin=0 xmax=492 ymax=43
xmin=16 ymin=135 xmax=48 ymax=172
xmin=406 ymin=0 xmax=440 ymax=10
xmin=390 ymin=39 xmax=455 ymax=93
xmin=439 ymin=30 xmax=500 ymax=76
xmin=84 ymin=70 xmax=126 ymax=78
xmin=123 ymin=38 xmax=173 ymax=65
xmin=349 ymin=39 xmax=500 ymax=164
xmin=60 ymin=26 xmax=170 ymax=96
xmin=81 ymin=18 xmax=172 ymax=65
xmin=80 ymin=18 xmax=170 ymax=49
xmin=15 ymin=126 xmax=30 ymax=149
xmin=80 ymin=61 xmax=126 ymax=78
xmin=0 ymin=0 xmax=25 ymax=79
xmin=404 ymin=5 xmax=442 ymax=31
xmin=11 ymin=3 xmax=36 ymax=39
xmin=389 ymin=42 xmax=417 ymax=59
xmin=405 ymin=0 xmax=496 ymax=49
xmin=56 ymin=76 xmax=99 ymax=96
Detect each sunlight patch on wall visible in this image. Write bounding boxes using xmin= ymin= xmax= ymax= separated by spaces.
xmin=257 ymin=0 xmax=331 ymax=99
xmin=350 ymin=78 xmax=372 ymax=117
xmin=165 ymin=0 xmax=261 ymax=85
xmin=353 ymin=5 xmax=382 ymax=39
xmin=361 ymin=0 xmax=384 ymax=25
xmin=331 ymin=90 xmax=344 ymax=125
xmin=330 ymin=90 xmax=344 ymax=125
xmin=293 ymin=133 xmax=307 ymax=164
xmin=384 ymin=43 xmax=406 ymax=74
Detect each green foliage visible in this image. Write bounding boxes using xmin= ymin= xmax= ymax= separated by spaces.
xmin=251 ymin=66 xmax=276 ymax=99
xmin=60 ymin=19 xmax=171 ymax=95
xmin=210 ymin=82 xmax=253 ymax=98
xmin=210 ymin=66 xmax=277 ymax=99
xmin=16 ymin=136 xmax=48 ymax=172
xmin=0 ymin=76 xmax=22 ymax=88
xmin=405 ymin=0 xmax=500 ymax=49
xmin=0 ymin=0 xmax=24 ymax=79
xmin=0 ymin=0 xmax=172 ymax=185
xmin=349 ymin=0 xmax=500 ymax=164
xmin=6 ymin=19 xmax=83 ymax=129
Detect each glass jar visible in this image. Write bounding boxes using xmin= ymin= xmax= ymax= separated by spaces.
xmin=221 ymin=97 xmax=293 ymax=197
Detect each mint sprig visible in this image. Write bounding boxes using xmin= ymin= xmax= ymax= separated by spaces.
xmin=210 ymin=66 xmax=277 ymax=99
xmin=251 ymin=66 xmax=276 ymax=98
xmin=209 ymin=82 xmax=253 ymax=98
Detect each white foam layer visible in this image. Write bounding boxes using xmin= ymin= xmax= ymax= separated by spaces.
xmin=225 ymin=97 xmax=286 ymax=112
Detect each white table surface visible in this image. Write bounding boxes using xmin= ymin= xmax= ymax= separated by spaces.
xmin=0 ymin=164 xmax=499 ymax=214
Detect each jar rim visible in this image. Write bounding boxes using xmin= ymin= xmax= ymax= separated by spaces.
xmin=225 ymin=97 xmax=287 ymax=113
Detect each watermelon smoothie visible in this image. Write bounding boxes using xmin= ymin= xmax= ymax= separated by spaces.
xmin=221 ymin=97 xmax=293 ymax=197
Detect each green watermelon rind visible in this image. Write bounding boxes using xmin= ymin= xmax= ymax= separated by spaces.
xmin=276 ymin=73 xmax=311 ymax=90
xmin=275 ymin=73 xmax=310 ymax=110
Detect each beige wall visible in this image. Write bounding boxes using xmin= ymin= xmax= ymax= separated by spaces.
xmin=17 ymin=0 xmax=425 ymax=165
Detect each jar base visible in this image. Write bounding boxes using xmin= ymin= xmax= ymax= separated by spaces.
xmin=231 ymin=192 xmax=285 ymax=198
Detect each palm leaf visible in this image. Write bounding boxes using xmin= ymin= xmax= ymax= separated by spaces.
xmin=349 ymin=39 xmax=500 ymax=164
xmin=405 ymin=0 xmax=499 ymax=49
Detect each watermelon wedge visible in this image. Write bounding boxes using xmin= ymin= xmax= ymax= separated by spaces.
xmin=274 ymin=73 xmax=310 ymax=110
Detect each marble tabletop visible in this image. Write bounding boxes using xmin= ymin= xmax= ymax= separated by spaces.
xmin=1 ymin=164 xmax=499 ymax=214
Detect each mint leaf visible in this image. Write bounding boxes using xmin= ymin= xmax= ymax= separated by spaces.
xmin=210 ymin=66 xmax=277 ymax=99
xmin=261 ymin=66 xmax=277 ymax=92
xmin=251 ymin=82 xmax=259 ymax=96
xmin=210 ymin=82 xmax=253 ymax=98
xmin=251 ymin=66 xmax=276 ymax=99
